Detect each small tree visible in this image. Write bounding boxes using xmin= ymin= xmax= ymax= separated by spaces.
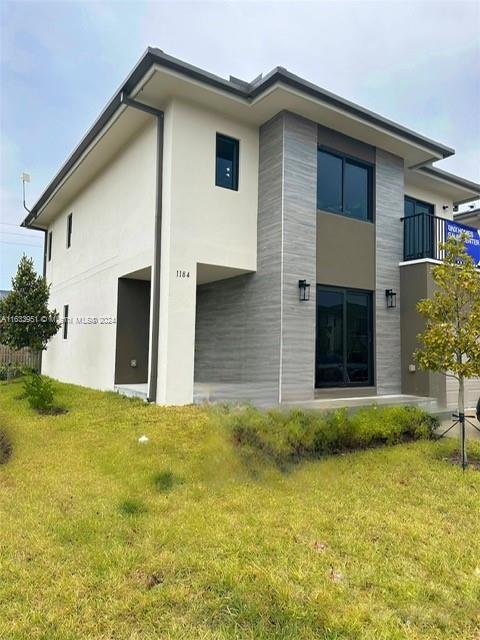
xmin=415 ymin=234 xmax=480 ymax=466
xmin=0 ymin=255 xmax=60 ymax=354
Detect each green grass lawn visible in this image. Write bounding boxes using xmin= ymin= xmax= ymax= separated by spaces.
xmin=1 ymin=380 xmax=479 ymax=640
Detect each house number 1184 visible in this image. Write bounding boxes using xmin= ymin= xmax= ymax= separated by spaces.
xmin=176 ymin=270 xmax=190 ymax=278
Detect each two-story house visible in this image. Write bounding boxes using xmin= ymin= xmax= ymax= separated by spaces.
xmin=22 ymin=48 xmax=480 ymax=408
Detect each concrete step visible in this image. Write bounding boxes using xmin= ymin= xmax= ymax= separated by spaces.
xmin=114 ymin=384 xmax=148 ymax=401
xmin=281 ymin=394 xmax=442 ymax=413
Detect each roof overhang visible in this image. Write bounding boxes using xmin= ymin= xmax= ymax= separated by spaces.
xmin=406 ymin=166 xmax=480 ymax=206
xmin=454 ymin=209 xmax=480 ymax=228
xmin=23 ymin=48 xmax=458 ymax=227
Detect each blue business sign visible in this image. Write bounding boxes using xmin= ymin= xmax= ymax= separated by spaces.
xmin=445 ymin=220 xmax=480 ymax=267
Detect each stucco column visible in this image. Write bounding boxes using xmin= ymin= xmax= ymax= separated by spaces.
xmin=156 ymin=259 xmax=197 ymax=405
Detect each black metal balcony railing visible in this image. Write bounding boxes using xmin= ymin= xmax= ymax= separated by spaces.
xmin=401 ymin=213 xmax=447 ymax=262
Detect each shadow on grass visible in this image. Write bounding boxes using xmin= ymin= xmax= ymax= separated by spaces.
xmin=152 ymin=469 xmax=183 ymax=492
xmin=118 ymin=498 xmax=148 ymax=516
xmin=0 ymin=430 xmax=12 ymax=465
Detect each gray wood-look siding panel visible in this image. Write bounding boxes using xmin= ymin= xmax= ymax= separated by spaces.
xmin=194 ymin=115 xmax=284 ymax=404
xmin=280 ymin=113 xmax=317 ymax=401
xmin=375 ymin=148 xmax=404 ymax=394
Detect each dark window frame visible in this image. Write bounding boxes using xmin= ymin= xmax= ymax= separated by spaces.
xmin=48 ymin=231 xmax=52 ymax=262
xmin=404 ymin=195 xmax=435 ymax=217
xmin=215 ymin=133 xmax=239 ymax=191
xmin=66 ymin=213 xmax=72 ymax=249
xmin=403 ymin=196 xmax=435 ymax=260
xmin=317 ymin=146 xmax=374 ymax=222
xmin=63 ymin=304 xmax=69 ymax=340
xmin=315 ymin=284 xmax=374 ymax=389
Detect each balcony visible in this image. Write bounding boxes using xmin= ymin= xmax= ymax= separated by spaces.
xmin=401 ymin=213 xmax=447 ymax=262
xmin=401 ymin=213 xmax=480 ymax=265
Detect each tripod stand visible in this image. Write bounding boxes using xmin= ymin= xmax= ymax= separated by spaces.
xmin=436 ymin=411 xmax=480 ymax=470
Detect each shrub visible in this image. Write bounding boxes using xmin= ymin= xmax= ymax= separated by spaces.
xmin=0 ymin=364 xmax=25 ymax=381
xmin=23 ymin=373 xmax=55 ymax=413
xmin=0 ymin=430 xmax=12 ymax=464
xmin=229 ymin=404 xmax=437 ymax=466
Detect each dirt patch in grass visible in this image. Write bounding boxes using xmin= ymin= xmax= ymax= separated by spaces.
xmin=0 ymin=430 xmax=12 ymax=464
xmin=443 ymin=452 xmax=480 ymax=470
xmin=36 ymin=406 xmax=68 ymax=416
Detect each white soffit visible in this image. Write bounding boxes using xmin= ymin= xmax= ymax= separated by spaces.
xmin=405 ymin=169 xmax=480 ymax=205
xmin=38 ymin=107 xmax=151 ymax=224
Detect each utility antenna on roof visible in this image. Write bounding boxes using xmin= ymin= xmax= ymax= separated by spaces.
xmin=21 ymin=172 xmax=31 ymax=214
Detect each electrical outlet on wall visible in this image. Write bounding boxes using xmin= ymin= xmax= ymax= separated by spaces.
xmin=130 ymin=359 xmax=137 ymax=368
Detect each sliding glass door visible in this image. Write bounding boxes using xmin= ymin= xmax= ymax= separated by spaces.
xmin=316 ymin=285 xmax=373 ymax=388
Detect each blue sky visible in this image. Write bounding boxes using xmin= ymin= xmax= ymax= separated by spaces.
xmin=1 ymin=0 xmax=479 ymax=289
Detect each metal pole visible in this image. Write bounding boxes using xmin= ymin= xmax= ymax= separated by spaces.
xmin=459 ymin=412 xmax=466 ymax=471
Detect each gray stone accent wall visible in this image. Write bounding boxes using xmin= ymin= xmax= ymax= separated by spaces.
xmin=375 ymin=148 xmax=404 ymax=394
xmin=280 ymin=113 xmax=317 ymax=401
xmin=194 ymin=112 xmax=317 ymax=405
xmin=195 ymin=274 xmax=252 ymax=385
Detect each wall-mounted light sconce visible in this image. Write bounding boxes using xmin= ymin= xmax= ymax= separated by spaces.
xmin=385 ymin=289 xmax=397 ymax=309
xmin=298 ymin=280 xmax=311 ymax=302
xmin=442 ymin=205 xmax=449 ymax=211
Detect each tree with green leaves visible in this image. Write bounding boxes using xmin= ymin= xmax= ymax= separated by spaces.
xmin=415 ymin=234 xmax=480 ymax=466
xmin=0 ymin=255 xmax=60 ymax=352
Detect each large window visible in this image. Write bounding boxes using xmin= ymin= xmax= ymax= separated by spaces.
xmin=316 ymin=285 xmax=373 ymax=387
xmin=317 ymin=149 xmax=373 ymax=221
xmin=215 ymin=134 xmax=239 ymax=190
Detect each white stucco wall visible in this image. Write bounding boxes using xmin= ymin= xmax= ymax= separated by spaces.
xmin=42 ymin=121 xmax=157 ymax=390
xmin=404 ymin=182 xmax=454 ymax=220
xmin=157 ymin=99 xmax=259 ymax=404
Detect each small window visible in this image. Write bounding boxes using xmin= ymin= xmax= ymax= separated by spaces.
xmin=216 ymin=134 xmax=239 ymax=190
xmin=48 ymin=231 xmax=52 ymax=262
xmin=63 ymin=305 xmax=69 ymax=340
xmin=317 ymin=149 xmax=373 ymax=221
xmin=66 ymin=213 xmax=72 ymax=248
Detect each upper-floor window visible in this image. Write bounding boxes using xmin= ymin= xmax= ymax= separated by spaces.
xmin=66 ymin=213 xmax=73 ymax=248
xmin=317 ymin=148 xmax=373 ymax=221
xmin=404 ymin=196 xmax=434 ymax=217
xmin=48 ymin=231 xmax=52 ymax=262
xmin=216 ymin=134 xmax=239 ymax=191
